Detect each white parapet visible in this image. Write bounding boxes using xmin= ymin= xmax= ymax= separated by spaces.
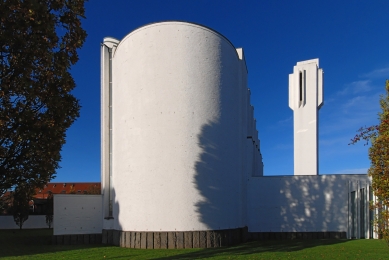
xmin=289 ymin=59 xmax=323 ymax=175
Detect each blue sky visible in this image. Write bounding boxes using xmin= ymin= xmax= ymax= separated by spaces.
xmin=55 ymin=0 xmax=389 ymax=182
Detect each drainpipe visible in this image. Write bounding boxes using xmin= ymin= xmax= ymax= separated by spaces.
xmin=102 ymin=37 xmax=119 ymax=219
xmin=108 ymin=47 xmax=113 ymax=217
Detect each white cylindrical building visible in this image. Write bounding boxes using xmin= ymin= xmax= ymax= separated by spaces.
xmin=101 ymin=21 xmax=261 ymax=248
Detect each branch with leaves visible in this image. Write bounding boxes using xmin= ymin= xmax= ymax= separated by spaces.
xmin=0 ymin=0 xmax=87 ymax=196
xmin=349 ymin=125 xmax=379 ymax=146
xmin=351 ymin=79 xmax=389 ymax=243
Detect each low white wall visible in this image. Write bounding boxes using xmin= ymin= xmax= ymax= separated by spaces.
xmin=247 ymin=174 xmax=371 ymax=236
xmin=53 ymin=194 xmax=102 ymax=235
xmin=0 ymin=215 xmax=49 ymax=229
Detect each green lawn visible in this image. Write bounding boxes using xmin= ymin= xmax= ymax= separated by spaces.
xmin=0 ymin=229 xmax=388 ymax=259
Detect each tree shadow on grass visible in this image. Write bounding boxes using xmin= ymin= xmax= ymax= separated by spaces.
xmin=152 ymin=239 xmax=349 ymax=260
xmin=0 ymin=229 xmax=104 ymax=258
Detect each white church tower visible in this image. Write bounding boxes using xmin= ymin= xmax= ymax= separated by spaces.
xmin=289 ymin=59 xmax=323 ymax=175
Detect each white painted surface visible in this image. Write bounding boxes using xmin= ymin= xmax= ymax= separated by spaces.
xmin=289 ymin=59 xmax=323 ymax=175
xmin=101 ymin=37 xmax=119 ymax=219
xmin=0 ymin=215 xmax=48 ymax=229
xmin=53 ymin=195 xmax=102 ymax=235
xmin=247 ymin=174 xmax=372 ymax=238
xmin=101 ymin=21 xmax=263 ymax=232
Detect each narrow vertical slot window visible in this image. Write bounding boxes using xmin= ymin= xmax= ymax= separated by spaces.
xmin=369 ymin=187 xmax=374 ymax=238
xmin=360 ymin=188 xmax=365 ymax=238
xmin=299 ymin=71 xmax=303 ymax=107
xmin=303 ymin=70 xmax=306 ymax=106
xmin=351 ymin=191 xmax=356 ymax=239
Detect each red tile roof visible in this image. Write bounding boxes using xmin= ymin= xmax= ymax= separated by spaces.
xmin=33 ymin=182 xmax=101 ymax=199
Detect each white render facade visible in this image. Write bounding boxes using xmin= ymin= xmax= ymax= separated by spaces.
xmin=248 ymin=175 xmax=374 ymax=239
xmin=101 ymin=22 xmax=263 ymax=236
xmin=289 ymin=59 xmax=323 ymax=175
xmin=52 ymin=22 xmax=373 ymax=248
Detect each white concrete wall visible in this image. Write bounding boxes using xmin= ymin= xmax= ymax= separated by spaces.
xmin=289 ymin=59 xmax=323 ymax=175
xmin=0 ymin=215 xmax=48 ymax=229
xmin=101 ymin=21 xmax=264 ymax=232
xmin=110 ymin=21 xmax=241 ymax=232
xmin=53 ymin=195 xmax=102 ymax=235
xmin=247 ymin=174 xmax=371 ymax=238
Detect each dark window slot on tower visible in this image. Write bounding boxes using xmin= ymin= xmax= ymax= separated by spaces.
xmin=299 ymin=71 xmax=303 ymax=103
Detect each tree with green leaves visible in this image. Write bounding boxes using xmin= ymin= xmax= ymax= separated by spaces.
xmin=0 ymin=0 xmax=87 ymax=196
xmin=11 ymin=184 xmax=34 ymax=229
xmin=350 ymin=79 xmax=389 ymax=243
xmin=0 ymin=192 xmax=12 ymax=214
xmin=86 ymin=184 xmax=101 ymax=194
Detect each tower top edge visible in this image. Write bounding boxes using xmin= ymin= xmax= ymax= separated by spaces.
xmin=296 ymin=58 xmax=319 ymax=66
xmin=107 ymin=21 xmax=237 ymax=51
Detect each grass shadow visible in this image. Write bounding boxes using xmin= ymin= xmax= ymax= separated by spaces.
xmin=0 ymin=229 xmax=105 ymax=258
xmin=152 ymin=239 xmax=349 ymax=259
xmin=1 ymin=229 xmax=385 ymax=259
